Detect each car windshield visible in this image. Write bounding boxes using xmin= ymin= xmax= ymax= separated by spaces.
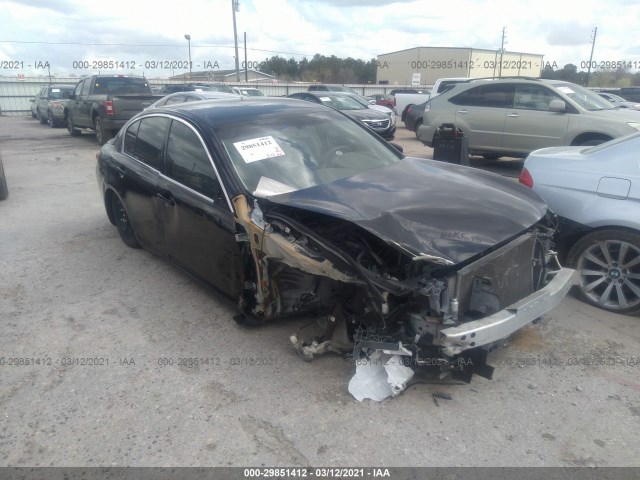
xmin=215 ymin=110 xmax=402 ymax=197
xmin=242 ymin=89 xmax=265 ymax=96
xmin=50 ymin=87 xmax=74 ymax=99
xmin=552 ymin=82 xmax=615 ymax=111
xmin=603 ymin=93 xmax=627 ymax=102
xmin=316 ymin=95 xmax=365 ymax=110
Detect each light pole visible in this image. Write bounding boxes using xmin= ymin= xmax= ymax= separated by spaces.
xmin=184 ymin=34 xmax=192 ymax=82
xmin=232 ymin=0 xmax=240 ymax=81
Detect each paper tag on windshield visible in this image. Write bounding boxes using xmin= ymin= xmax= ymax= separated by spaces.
xmin=234 ymin=136 xmax=285 ymax=163
xmin=557 ymin=86 xmax=575 ymax=94
xmin=52 ymin=89 xmax=60 ymax=92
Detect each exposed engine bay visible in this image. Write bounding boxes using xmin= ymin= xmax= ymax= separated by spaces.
xmin=232 ymin=195 xmax=572 ymax=400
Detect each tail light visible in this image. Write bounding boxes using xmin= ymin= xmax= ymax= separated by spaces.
xmin=518 ymin=167 xmax=534 ymax=188
xmin=104 ymin=100 xmax=114 ymax=116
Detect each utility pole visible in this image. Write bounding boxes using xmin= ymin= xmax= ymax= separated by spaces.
xmin=232 ymin=0 xmax=240 ymax=81
xmin=498 ymin=26 xmax=506 ymax=78
xmin=586 ymin=27 xmax=597 ymax=87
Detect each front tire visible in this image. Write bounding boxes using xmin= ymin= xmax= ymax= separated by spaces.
xmin=567 ymin=229 xmax=640 ymax=315
xmin=111 ymin=195 xmax=141 ymax=249
xmin=37 ymin=109 xmax=47 ymax=125
xmin=47 ymin=111 xmax=58 ymax=128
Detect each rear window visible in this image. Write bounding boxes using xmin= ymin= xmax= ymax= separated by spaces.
xmin=93 ymin=77 xmax=152 ymax=95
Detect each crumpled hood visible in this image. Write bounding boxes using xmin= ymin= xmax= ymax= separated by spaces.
xmin=265 ymin=157 xmax=548 ymax=265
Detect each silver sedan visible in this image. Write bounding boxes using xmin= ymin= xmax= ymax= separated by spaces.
xmin=519 ymin=133 xmax=640 ymax=315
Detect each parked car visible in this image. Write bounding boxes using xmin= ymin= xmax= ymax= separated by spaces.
xmin=417 ymin=78 xmax=640 ymax=159
xmin=29 ymin=98 xmax=37 ymax=118
xmin=159 ymin=83 xmax=234 ymax=94
xmin=66 ymin=75 xmax=161 ymax=145
xmin=96 ymin=97 xmax=572 ymax=390
xmin=519 ymin=133 xmax=640 ymax=314
xmin=307 ymin=84 xmax=357 ymax=94
xmin=597 ymin=92 xmax=640 ymax=110
xmin=231 ymin=87 xmax=265 ymax=96
xmin=340 ymin=92 xmax=391 ymax=112
xmin=403 ymin=100 xmax=429 ymax=138
xmin=619 ymin=87 xmax=640 ymax=103
xmin=288 ymin=91 xmax=396 ymax=139
xmin=368 ymin=94 xmax=395 ymax=109
xmin=146 ymin=91 xmax=239 ymax=109
xmin=0 ymin=153 xmax=8 ymax=201
xmin=34 ymin=84 xmax=76 ymax=127
xmin=389 ymin=88 xmax=429 ymax=96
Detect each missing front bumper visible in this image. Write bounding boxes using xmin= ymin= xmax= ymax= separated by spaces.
xmin=436 ymin=267 xmax=574 ymax=356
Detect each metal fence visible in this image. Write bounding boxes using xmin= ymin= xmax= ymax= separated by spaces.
xmin=0 ymin=76 xmax=416 ymax=116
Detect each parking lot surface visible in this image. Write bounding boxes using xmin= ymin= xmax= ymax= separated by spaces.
xmin=0 ymin=116 xmax=639 ymax=467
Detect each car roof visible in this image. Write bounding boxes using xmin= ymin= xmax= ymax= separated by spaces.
xmin=148 ymin=97 xmax=332 ymax=127
xmin=304 ymin=91 xmax=356 ymax=97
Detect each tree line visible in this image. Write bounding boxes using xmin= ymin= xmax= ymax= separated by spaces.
xmin=541 ymin=64 xmax=640 ymax=87
xmin=257 ymin=55 xmax=640 ymax=87
xmin=258 ymin=54 xmax=377 ymax=83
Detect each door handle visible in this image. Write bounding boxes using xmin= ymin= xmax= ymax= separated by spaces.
xmin=457 ymin=109 xmax=468 ymax=114
xmin=508 ymin=113 xmax=520 ymax=118
xmin=156 ymin=192 xmax=175 ymax=206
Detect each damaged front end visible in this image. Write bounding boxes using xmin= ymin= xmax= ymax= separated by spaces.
xmin=233 ymin=194 xmax=573 ymax=400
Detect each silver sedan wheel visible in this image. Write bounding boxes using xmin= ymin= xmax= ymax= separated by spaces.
xmin=572 ymin=233 xmax=640 ymax=314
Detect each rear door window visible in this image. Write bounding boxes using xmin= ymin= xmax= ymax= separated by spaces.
xmin=450 ymin=84 xmax=514 ymax=108
xmin=129 ymin=116 xmax=169 ymax=171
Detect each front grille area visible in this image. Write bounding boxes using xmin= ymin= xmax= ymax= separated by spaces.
xmin=361 ymin=119 xmax=390 ymax=130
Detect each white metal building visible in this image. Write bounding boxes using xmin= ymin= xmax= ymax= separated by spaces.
xmin=376 ymin=47 xmax=544 ymax=86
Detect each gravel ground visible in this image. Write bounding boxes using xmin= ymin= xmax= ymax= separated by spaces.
xmin=0 ymin=116 xmax=639 ymax=467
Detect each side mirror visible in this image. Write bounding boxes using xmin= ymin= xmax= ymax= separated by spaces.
xmin=68 ymin=93 xmax=76 ymax=100
xmin=29 ymin=98 xmax=35 ymax=103
xmin=549 ymin=99 xmax=566 ymax=112
xmin=62 ymin=91 xmax=70 ymax=99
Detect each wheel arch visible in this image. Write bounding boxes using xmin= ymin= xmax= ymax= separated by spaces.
xmin=563 ymin=225 xmax=640 ymax=263
xmin=570 ymin=132 xmax=614 ymax=146
xmin=103 ymin=188 xmax=117 ymax=226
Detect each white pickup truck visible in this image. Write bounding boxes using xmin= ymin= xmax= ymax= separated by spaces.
xmin=394 ymin=93 xmax=430 ymax=119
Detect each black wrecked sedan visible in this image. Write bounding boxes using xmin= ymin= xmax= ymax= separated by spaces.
xmin=287 ymin=91 xmax=396 ymax=140
xmin=96 ymin=98 xmax=572 ymax=397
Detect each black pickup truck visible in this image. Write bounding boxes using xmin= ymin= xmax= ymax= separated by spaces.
xmin=65 ymin=75 xmax=160 ymax=145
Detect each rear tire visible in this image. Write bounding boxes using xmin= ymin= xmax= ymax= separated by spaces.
xmin=95 ymin=117 xmax=113 ymax=145
xmin=67 ymin=113 xmax=81 ymax=136
xmin=414 ymin=119 xmax=422 ymax=140
xmin=111 ymin=195 xmax=141 ymax=249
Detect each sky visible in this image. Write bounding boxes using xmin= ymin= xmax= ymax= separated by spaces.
xmin=1 ymin=0 xmax=639 ymax=80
